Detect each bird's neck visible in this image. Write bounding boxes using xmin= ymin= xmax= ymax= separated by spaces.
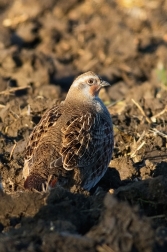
xmin=64 ymin=95 xmax=105 ymax=113
xmin=65 ymin=92 xmax=95 ymax=106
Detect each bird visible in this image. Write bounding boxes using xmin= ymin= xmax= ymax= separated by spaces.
xmin=23 ymin=71 xmax=114 ymax=191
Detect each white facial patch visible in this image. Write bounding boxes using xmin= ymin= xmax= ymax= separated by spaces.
xmin=72 ymin=74 xmax=98 ymax=87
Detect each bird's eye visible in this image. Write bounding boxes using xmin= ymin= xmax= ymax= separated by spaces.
xmin=87 ymin=78 xmax=95 ymax=85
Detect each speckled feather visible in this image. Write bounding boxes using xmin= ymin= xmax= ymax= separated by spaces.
xmin=25 ymin=104 xmax=61 ymax=162
xmin=23 ymin=103 xmax=62 ymax=180
xmin=23 ymin=71 xmax=113 ymax=191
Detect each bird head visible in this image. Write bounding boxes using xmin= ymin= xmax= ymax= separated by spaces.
xmin=65 ymin=71 xmax=110 ymax=101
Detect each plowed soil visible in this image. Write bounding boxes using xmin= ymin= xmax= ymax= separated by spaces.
xmin=0 ymin=0 xmax=167 ymax=251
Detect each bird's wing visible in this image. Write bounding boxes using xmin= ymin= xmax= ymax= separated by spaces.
xmin=60 ymin=112 xmax=113 ymax=183
xmin=25 ymin=103 xmax=62 ymax=162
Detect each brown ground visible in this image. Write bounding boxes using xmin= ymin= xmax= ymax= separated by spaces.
xmin=0 ymin=0 xmax=167 ymax=251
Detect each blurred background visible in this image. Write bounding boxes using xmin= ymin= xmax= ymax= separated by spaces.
xmin=0 ymin=0 xmax=167 ymax=102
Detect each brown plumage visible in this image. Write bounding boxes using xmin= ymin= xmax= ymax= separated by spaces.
xmin=23 ymin=71 xmax=113 ymax=191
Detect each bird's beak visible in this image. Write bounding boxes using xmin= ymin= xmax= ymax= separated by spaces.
xmin=100 ymin=80 xmax=110 ymax=87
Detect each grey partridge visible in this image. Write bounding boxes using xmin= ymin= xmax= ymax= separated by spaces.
xmin=23 ymin=71 xmax=113 ymax=191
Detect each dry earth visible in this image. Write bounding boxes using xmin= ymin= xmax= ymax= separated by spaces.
xmin=0 ymin=0 xmax=167 ymax=251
